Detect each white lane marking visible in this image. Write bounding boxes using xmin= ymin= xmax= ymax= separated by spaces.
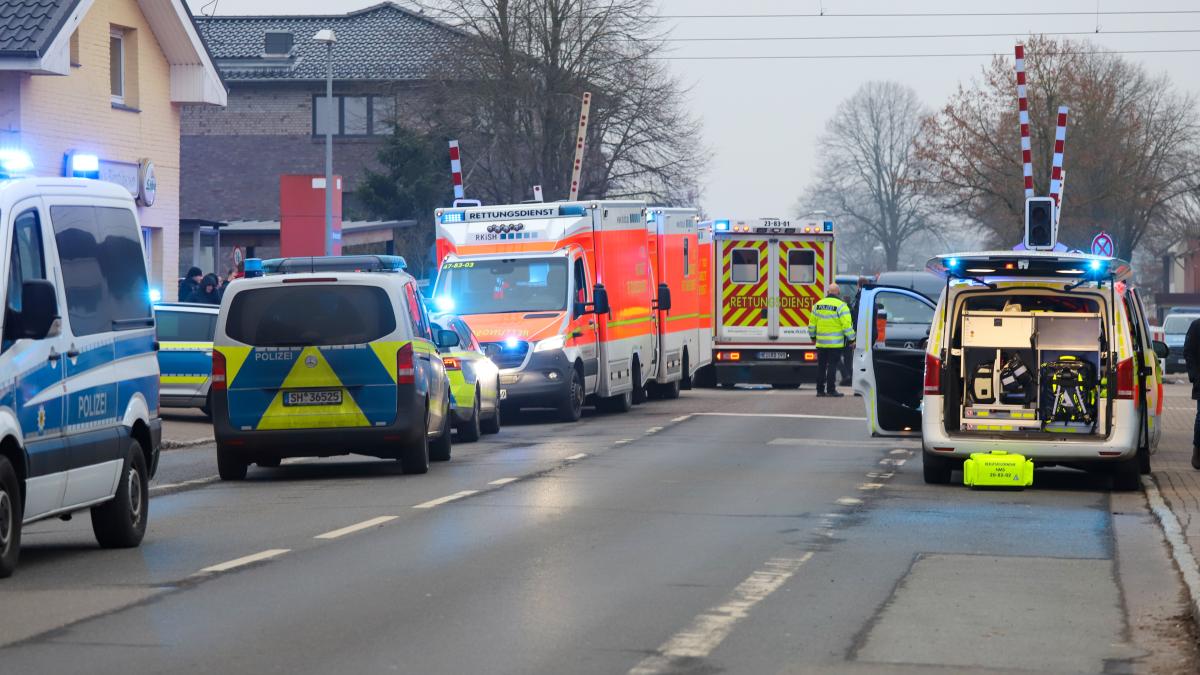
xmin=646 ymin=427 xmax=663 ymax=434
xmin=671 ymin=415 xmax=692 ymax=423
xmin=865 ymin=472 xmax=894 ymax=480
xmin=697 ymin=412 xmax=866 ymax=422
xmin=488 ymin=477 xmax=519 ymax=486
xmin=413 ymin=490 xmax=479 ymax=510
xmin=565 ymin=452 xmax=588 ymax=461
xmin=614 ymin=439 xmax=635 ymax=445
xmin=628 ymin=553 xmax=814 ymax=674
xmin=768 ymin=438 xmax=909 ymax=447
xmin=314 ymin=516 xmax=398 ymax=540
xmin=281 ymin=457 xmax=312 ymax=465
xmin=150 ymin=476 xmax=217 ymax=494
xmin=836 ymin=497 xmax=863 ymax=506
xmin=879 ymin=458 xmax=907 ymax=467
xmin=889 ymin=448 xmax=909 ymax=455
xmin=199 ymin=549 xmax=290 ymax=574
xmin=858 ymin=483 xmax=885 ymax=491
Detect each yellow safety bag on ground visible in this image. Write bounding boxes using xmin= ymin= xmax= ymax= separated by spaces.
xmin=963 ymin=450 xmax=1034 ymax=488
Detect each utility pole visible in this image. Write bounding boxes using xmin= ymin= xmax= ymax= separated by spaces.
xmin=314 ymin=29 xmax=337 ymax=255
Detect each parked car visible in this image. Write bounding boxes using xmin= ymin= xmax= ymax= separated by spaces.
xmin=1162 ymin=314 xmax=1200 ymax=374
xmin=153 ymin=302 xmax=219 ymax=415
xmin=874 ymin=270 xmax=944 ymax=301
xmin=431 ymin=314 xmax=502 ymax=441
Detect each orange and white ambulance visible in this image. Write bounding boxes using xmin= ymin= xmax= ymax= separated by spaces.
xmin=432 ymin=201 xmax=701 ymax=422
xmin=708 ymin=217 xmax=837 ymax=387
xmin=646 ymin=208 xmax=712 ymax=398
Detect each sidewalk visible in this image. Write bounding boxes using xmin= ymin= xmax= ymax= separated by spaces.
xmin=161 ymin=408 xmax=215 ymax=449
xmin=1148 ymin=382 xmax=1200 ymax=621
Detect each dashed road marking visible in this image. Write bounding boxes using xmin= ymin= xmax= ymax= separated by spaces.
xmin=698 ymin=412 xmax=866 ymax=422
xmin=199 ymin=549 xmax=290 ymax=574
xmin=614 ymin=439 xmax=635 ymax=445
xmin=565 ymin=452 xmax=588 ymax=460
xmin=889 ymin=448 xmax=909 ymax=456
xmin=488 ymin=477 xmax=520 ymax=486
xmin=150 ymin=476 xmax=217 ymax=494
xmin=836 ymin=497 xmax=863 ymax=506
xmin=858 ymin=483 xmax=885 ymax=491
xmin=314 ymin=516 xmax=398 ymax=540
xmin=646 ymin=427 xmax=663 ymax=435
xmin=628 ymin=553 xmax=814 ymax=674
xmin=671 ymin=415 xmax=692 ymax=423
xmin=413 ymin=490 xmax=479 ymax=509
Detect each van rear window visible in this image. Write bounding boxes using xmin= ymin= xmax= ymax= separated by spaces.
xmin=962 ymin=294 xmax=1099 ymax=314
xmin=155 ymin=310 xmax=216 ymax=342
xmin=224 ymin=285 xmax=396 ymax=346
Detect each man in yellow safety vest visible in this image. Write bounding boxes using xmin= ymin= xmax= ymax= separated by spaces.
xmin=809 ymin=284 xmax=855 ymax=397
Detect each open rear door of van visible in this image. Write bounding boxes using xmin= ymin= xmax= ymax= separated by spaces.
xmin=853 ymin=286 xmax=935 ymax=437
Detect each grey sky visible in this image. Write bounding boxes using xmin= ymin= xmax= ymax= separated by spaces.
xmin=188 ymin=0 xmax=1200 ymax=219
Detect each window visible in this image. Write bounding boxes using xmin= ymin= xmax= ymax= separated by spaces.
xmin=453 ymin=319 xmax=478 ymax=352
xmin=109 ymin=29 xmax=124 ymax=102
xmin=263 ymin=31 xmax=294 ymax=56
xmin=312 ymin=95 xmax=397 ymax=136
xmin=154 ymin=310 xmax=217 ymax=342
xmin=787 ymin=249 xmax=816 ymax=284
xmin=3 ymin=210 xmax=48 ymax=349
xmin=434 ymin=258 xmax=569 ymax=315
xmin=731 ymin=249 xmax=759 ymax=284
xmin=875 ymin=292 xmax=934 ymax=326
xmin=683 ymin=238 xmax=691 ymax=277
xmin=573 ymin=258 xmax=588 ymax=305
xmin=403 ymin=283 xmax=431 ymax=340
xmin=225 ymin=285 xmax=395 ymax=346
xmin=50 ymin=206 xmax=152 ymax=336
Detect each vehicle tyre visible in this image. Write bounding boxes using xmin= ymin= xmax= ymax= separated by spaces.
xmin=922 ymin=450 xmax=953 ymax=485
xmin=694 ymin=364 xmax=716 ymax=388
xmin=216 ymin=443 xmax=248 ymax=481
xmin=772 ymin=383 xmax=802 ymax=390
xmin=1137 ymin=412 xmax=1152 ymax=475
xmin=557 ymin=368 xmax=585 ymax=422
xmin=1112 ymin=457 xmax=1142 ymax=492
xmin=430 ymin=400 xmax=453 ymax=462
xmin=0 ymin=457 xmax=22 ymax=578
xmin=482 ymin=388 xmax=502 ymax=435
xmin=456 ymin=391 xmax=483 ymax=443
xmin=257 ymin=457 xmax=281 ymax=468
xmin=631 ymin=360 xmax=647 ymax=405
xmin=681 ymin=353 xmax=693 ymax=390
xmin=400 ymin=406 xmax=431 ymax=474
xmin=599 ymin=390 xmax=633 ymax=414
xmin=91 ymin=440 xmax=149 ymax=549
xmin=655 ymin=379 xmax=682 ymax=400
xmin=201 ymin=392 xmax=213 ymax=420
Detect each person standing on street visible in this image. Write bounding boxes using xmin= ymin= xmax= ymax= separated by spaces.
xmin=810 ymin=284 xmax=855 ymax=397
xmin=179 ymin=266 xmax=203 ymax=302
xmin=1184 ymin=317 xmax=1200 ymax=469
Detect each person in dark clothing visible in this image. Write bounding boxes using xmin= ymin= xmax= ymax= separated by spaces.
xmin=179 ymin=267 xmax=203 ymax=301
xmin=1185 ymin=318 xmax=1200 ymax=469
xmin=186 ymin=273 xmax=222 ymax=305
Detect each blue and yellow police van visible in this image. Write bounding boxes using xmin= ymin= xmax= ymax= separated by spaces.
xmin=210 ymin=256 xmax=458 ymax=480
xmin=0 ymin=162 xmax=162 ymax=577
xmin=153 ymin=302 xmax=219 ymax=416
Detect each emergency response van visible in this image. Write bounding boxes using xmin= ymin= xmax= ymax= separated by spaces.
xmin=433 ymin=201 xmax=701 ymax=421
xmin=0 ymin=174 xmax=162 ymax=578
xmin=210 ymin=256 xmax=457 ymax=480
xmin=646 ymin=208 xmax=712 ymax=397
xmin=709 ymin=217 xmax=836 ymax=387
xmin=854 ymin=251 xmax=1166 ymax=490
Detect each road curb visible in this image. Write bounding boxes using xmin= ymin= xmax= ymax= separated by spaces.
xmin=1142 ymin=474 xmax=1200 ymax=627
xmin=162 ymin=437 xmax=214 ymax=450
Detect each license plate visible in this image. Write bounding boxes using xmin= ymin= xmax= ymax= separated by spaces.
xmin=757 ymin=351 xmax=789 ymax=360
xmin=499 ymin=389 xmax=508 ymax=400
xmin=283 ymin=390 xmax=343 ymax=406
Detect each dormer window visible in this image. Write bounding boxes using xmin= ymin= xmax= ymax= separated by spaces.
xmin=264 ymin=31 xmax=293 ymax=57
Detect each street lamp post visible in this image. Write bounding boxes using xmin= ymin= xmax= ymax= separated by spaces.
xmin=313 ymin=29 xmax=337 ymax=256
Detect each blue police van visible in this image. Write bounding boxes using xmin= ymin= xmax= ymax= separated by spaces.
xmin=0 ymin=169 xmax=162 ymax=578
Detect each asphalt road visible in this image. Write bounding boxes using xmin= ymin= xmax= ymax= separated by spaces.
xmin=0 ymin=387 xmax=1196 ymax=674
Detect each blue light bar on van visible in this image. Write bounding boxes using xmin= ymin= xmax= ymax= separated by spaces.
xmin=440 ymin=210 xmax=465 ymax=224
xmin=0 ymin=149 xmax=33 ymax=177
xmin=823 ymin=221 xmax=834 ymax=232
xmin=558 ymin=205 xmax=587 ymax=217
xmin=714 ymin=220 xmax=731 ymax=232
xmin=66 ymin=151 xmax=100 ymax=179
xmin=263 ymin=255 xmax=408 ymax=274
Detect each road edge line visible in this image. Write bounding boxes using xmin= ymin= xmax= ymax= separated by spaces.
xmin=1142 ymin=475 xmax=1200 ymax=627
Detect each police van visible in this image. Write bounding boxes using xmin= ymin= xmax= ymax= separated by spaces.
xmin=153 ymin=302 xmax=219 ymax=416
xmin=855 ymin=251 xmax=1166 ymax=490
xmin=210 ymin=256 xmax=458 ymax=480
xmin=0 ymin=171 xmax=162 ymax=578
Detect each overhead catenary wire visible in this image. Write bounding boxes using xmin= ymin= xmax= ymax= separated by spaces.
xmin=651 ymin=48 xmax=1200 ymax=61
xmin=633 ymin=28 xmax=1200 ymax=42
xmin=404 ymin=7 xmax=1200 ymax=21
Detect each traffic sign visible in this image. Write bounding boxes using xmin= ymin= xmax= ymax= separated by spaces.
xmin=1091 ymin=232 xmax=1114 ymax=258
xmin=233 ymin=246 xmax=244 ymax=268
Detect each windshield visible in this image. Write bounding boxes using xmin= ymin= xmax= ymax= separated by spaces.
xmin=435 ymin=257 xmax=568 ymax=315
xmin=1163 ymin=314 xmax=1200 ymax=335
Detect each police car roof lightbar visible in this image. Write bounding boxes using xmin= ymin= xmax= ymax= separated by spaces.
xmin=262 ymin=255 xmax=408 ymax=275
xmin=0 ymin=149 xmax=33 ymax=178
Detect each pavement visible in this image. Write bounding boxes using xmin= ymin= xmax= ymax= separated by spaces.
xmin=0 ymin=386 xmax=1197 ymax=673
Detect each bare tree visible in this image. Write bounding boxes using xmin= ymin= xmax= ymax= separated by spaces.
xmin=800 ymin=82 xmax=933 ymax=271
xmin=919 ymin=35 xmax=1200 ymax=256
xmin=409 ymin=0 xmax=707 ymax=204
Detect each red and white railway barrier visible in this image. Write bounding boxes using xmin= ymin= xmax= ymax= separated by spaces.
xmin=449 ymin=139 xmax=465 ymax=201
xmin=1014 ymin=43 xmax=1034 ymax=199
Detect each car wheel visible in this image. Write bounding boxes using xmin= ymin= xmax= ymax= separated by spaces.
xmin=91 ymin=440 xmax=149 ymax=548
xmin=557 ymin=369 xmax=584 ymax=422
xmin=430 ymin=400 xmax=453 ymax=463
xmin=482 ymin=392 xmax=502 ymax=435
xmin=631 ymin=360 xmax=647 ymax=405
xmin=401 ymin=403 xmax=431 ymax=474
xmin=216 ymin=443 xmax=248 ymax=481
xmin=1112 ymin=457 xmax=1142 ymax=492
xmin=456 ymin=390 xmax=482 ymax=444
xmin=0 ymin=457 xmax=22 ymax=578
xmin=922 ymin=450 xmax=953 ymax=485
xmin=681 ymin=353 xmax=693 ymax=390
xmin=201 ymin=391 xmax=213 ymax=420
xmin=599 ymin=390 xmax=633 ymax=414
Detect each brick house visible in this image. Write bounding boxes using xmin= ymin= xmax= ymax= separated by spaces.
xmin=0 ymin=0 xmax=225 ymax=300
xmin=180 ymin=2 xmax=464 ymax=278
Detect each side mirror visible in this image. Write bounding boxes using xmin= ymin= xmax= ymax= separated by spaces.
xmin=18 ymin=280 xmax=61 ymax=340
xmin=1153 ymin=340 xmax=1169 ymax=360
xmin=591 ymin=283 xmax=610 ymax=316
xmin=435 ymin=329 xmax=461 ymax=351
xmin=655 ymin=283 xmax=672 ymax=312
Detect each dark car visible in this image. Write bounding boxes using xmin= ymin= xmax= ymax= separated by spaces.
xmin=875 ymin=270 xmax=944 ymax=302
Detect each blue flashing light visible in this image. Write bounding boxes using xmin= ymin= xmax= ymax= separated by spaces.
xmin=243 ymin=257 xmax=264 ymax=278
xmin=67 ymin=152 xmax=100 ymax=179
xmin=559 ymin=205 xmax=587 ymax=217
xmin=435 ymin=296 xmax=456 ymax=313
xmin=947 ymin=257 xmax=960 ymax=269
xmin=504 ymin=336 xmax=520 ymax=349
xmin=0 ymin=149 xmax=33 ymax=177
xmin=440 ymin=210 xmax=465 ymax=224
xmin=148 ymin=288 xmax=162 ymax=303
xmin=1089 ymin=259 xmax=1103 ymax=272
xmin=714 ymin=219 xmax=731 ymax=232
xmin=823 ymin=221 xmax=834 ymax=232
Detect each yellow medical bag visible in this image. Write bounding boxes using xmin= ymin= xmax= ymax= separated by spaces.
xmin=963 ymin=450 xmax=1034 ymax=488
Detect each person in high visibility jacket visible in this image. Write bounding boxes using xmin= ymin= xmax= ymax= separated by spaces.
xmin=809 ymin=284 xmax=855 ymax=397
